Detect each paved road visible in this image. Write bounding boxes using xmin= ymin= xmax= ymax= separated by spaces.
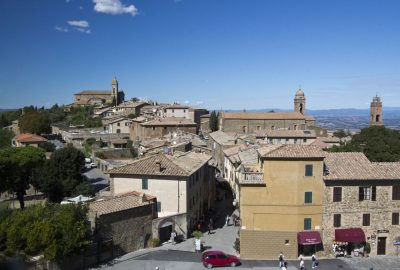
xmin=83 ymin=167 xmax=110 ymax=193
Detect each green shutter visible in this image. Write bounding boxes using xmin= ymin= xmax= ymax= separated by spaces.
xmin=305 ymin=165 xmax=313 ymax=176
xmin=305 ymin=192 xmax=313 ymax=204
xmin=157 ymin=201 xmax=161 ymax=212
xmin=304 ymin=218 xmax=312 ymax=230
xmin=142 ymin=178 xmax=148 ymax=190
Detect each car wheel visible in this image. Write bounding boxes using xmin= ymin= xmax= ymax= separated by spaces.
xmin=230 ymin=262 xmax=236 ymax=267
xmin=206 ymin=263 xmax=213 ymax=269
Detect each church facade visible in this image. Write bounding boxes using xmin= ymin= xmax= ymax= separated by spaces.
xmin=219 ymin=89 xmax=315 ymax=134
xmin=74 ymin=78 xmax=125 ymax=106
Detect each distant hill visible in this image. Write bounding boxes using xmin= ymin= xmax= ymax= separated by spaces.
xmin=0 ymin=109 xmax=18 ymax=112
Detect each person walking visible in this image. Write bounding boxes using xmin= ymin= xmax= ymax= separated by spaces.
xmin=170 ymin=231 xmax=176 ymax=245
xmin=311 ymin=254 xmax=318 ymax=268
xmin=278 ymin=252 xmax=284 ymax=268
xmin=207 ymin=222 xmax=212 ymax=235
xmin=299 ymin=258 xmax=305 ymax=270
xmin=225 ymin=215 xmax=230 ymax=226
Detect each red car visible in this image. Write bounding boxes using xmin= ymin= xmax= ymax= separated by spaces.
xmin=202 ymin=250 xmax=241 ymax=268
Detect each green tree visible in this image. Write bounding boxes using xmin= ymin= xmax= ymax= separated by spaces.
xmin=0 ymin=203 xmax=90 ymax=262
xmin=38 ymin=141 xmax=56 ymax=152
xmin=209 ymin=111 xmax=219 ymax=132
xmin=328 ymin=126 xmax=400 ymax=162
xmin=19 ymin=109 xmax=51 ymax=134
xmin=333 ymin=129 xmax=348 ymax=139
xmin=34 ymin=146 xmax=86 ymax=202
xmin=0 ymin=129 xmax=14 ymax=148
xmin=0 ymin=147 xmax=45 ymax=209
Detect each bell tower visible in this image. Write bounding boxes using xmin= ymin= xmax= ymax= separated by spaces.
xmin=111 ymin=77 xmax=119 ymax=105
xmin=370 ymin=95 xmax=383 ymax=126
xmin=294 ymin=88 xmax=306 ymax=115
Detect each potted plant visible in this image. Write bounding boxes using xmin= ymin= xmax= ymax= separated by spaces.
xmin=364 ymin=242 xmax=371 ymax=257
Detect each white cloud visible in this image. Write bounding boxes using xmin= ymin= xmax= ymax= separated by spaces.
xmin=184 ymin=100 xmax=190 ymax=104
xmin=55 ymin=26 xmax=69 ymax=32
xmin=93 ymin=0 xmax=138 ymax=16
xmin=66 ymin=0 xmax=71 ymax=3
xmin=67 ymin=20 xmax=90 ymax=28
xmin=76 ymin=27 xmax=91 ymax=34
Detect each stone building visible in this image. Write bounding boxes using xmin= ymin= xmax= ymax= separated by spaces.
xmin=370 ymin=95 xmax=383 ymax=126
xmin=74 ymin=77 xmax=125 ymax=106
xmin=105 ymin=117 xmax=132 ymax=134
xmin=255 ymin=129 xmax=317 ymax=145
xmin=88 ymin=192 xmax=157 ymax=255
xmin=107 ymin=152 xmax=214 ymax=242
xmin=12 ymin=133 xmax=47 ymax=147
xmin=218 ymin=89 xmax=316 ymax=134
xmin=208 ymin=130 xmax=237 ymax=174
xmin=323 ymin=152 xmax=400 ymax=256
xmin=129 ymin=117 xmax=197 ymax=141
xmin=240 ymin=145 xmax=325 ymax=259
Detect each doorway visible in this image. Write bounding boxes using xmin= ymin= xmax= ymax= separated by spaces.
xmin=377 ymin=237 xmax=386 ymax=255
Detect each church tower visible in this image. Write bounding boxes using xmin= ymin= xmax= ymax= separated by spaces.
xmin=370 ymin=95 xmax=383 ymax=126
xmin=294 ymin=88 xmax=306 ymax=115
xmin=111 ymin=77 xmax=119 ymax=106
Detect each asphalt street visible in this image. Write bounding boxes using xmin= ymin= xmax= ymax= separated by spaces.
xmin=83 ymin=167 xmax=110 ymax=193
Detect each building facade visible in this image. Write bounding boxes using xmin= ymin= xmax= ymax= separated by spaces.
xmin=74 ymin=78 xmax=125 ymax=106
xmin=370 ymin=95 xmax=383 ymax=126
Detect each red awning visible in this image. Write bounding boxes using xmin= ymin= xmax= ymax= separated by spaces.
xmin=297 ymin=231 xmax=322 ymax=245
xmin=335 ymin=228 xmax=365 ymax=243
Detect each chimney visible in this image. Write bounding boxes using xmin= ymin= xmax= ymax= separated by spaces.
xmin=139 ymin=193 xmax=147 ymax=203
xmin=155 ymin=159 xmax=162 ymax=172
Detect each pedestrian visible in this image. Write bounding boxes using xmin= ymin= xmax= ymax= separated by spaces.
xmin=170 ymin=231 xmax=176 ymax=245
xmin=281 ymin=261 xmax=288 ymax=270
xmin=299 ymin=258 xmax=305 ymax=270
xmin=278 ymin=252 xmax=284 ymax=267
xmin=208 ymin=223 xmax=212 ymax=235
xmin=311 ymin=254 xmax=318 ymax=268
xmin=225 ymin=215 xmax=230 ymax=226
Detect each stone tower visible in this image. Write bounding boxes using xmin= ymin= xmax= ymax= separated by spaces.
xmin=370 ymin=95 xmax=383 ymax=126
xmin=111 ymin=77 xmax=119 ymax=105
xmin=294 ymin=88 xmax=306 ymax=115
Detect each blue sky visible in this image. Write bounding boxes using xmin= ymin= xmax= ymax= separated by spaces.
xmin=1 ymin=0 xmax=400 ymax=110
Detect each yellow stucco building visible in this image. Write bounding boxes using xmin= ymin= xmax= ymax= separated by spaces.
xmin=239 ymin=145 xmax=325 ymax=259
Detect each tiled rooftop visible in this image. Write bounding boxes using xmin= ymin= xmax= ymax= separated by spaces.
xmin=324 ymin=152 xmax=400 ymax=180
xmin=259 ymin=144 xmax=325 ymax=159
xmin=141 ymin=117 xmax=196 ymax=126
xmin=14 ymin=133 xmax=47 ymax=143
xmin=208 ymin=130 xmax=236 ymax=145
xmin=255 ymin=129 xmax=316 ymax=138
xmin=75 ymin=90 xmax=111 ymax=95
xmin=107 ymin=151 xmax=211 ymax=177
xmin=89 ymin=191 xmax=154 ymax=216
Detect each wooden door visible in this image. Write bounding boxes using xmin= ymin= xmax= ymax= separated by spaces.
xmin=377 ymin=237 xmax=386 ymax=255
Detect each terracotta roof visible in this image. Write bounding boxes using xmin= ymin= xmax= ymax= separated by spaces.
xmin=163 ymin=104 xmax=190 ymax=109
xmin=108 ymin=117 xmax=131 ymax=124
xmin=208 ymin=130 xmax=236 ymax=145
xmin=14 ymin=133 xmax=47 ymax=143
xmin=116 ymin=101 xmax=148 ymax=108
xmin=221 ymin=111 xmax=309 ymax=120
xmin=310 ymin=137 xmax=341 ymax=149
xmin=89 ymin=192 xmax=154 ymax=216
xmin=259 ymin=144 xmax=325 ymax=159
xmin=111 ymin=139 xmax=128 ymax=144
xmin=75 ymin=90 xmax=111 ymax=95
xmin=141 ymin=117 xmax=196 ymax=126
xmin=107 ymin=154 xmax=188 ymax=176
xmin=324 ymin=152 xmax=400 ymax=180
xmin=107 ymin=152 xmax=211 ymax=177
xmin=255 ymin=129 xmax=316 ymax=138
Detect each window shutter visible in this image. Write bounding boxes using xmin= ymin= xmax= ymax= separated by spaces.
xmin=372 ymin=186 xmax=376 ymax=201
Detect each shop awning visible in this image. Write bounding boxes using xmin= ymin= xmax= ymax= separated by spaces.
xmin=297 ymin=231 xmax=322 ymax=245
xmin=335 ymin=228 xmax=365 ymax=243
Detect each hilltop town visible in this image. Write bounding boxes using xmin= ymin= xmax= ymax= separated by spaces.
xmin=1 ymin=77 xmax=400 ymax=270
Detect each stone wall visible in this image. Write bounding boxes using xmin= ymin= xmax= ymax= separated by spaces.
xmin=323 ymin=180 xmax=400 ymax=256
xmin=221 ymin=119 xmax=307 ymax=134
xmin=240 ymin=230 xmax=297 ymax=259
xmin=93 ymin=203 xmax=154 ymax=255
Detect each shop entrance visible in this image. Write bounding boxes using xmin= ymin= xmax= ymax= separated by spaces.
xmin=377 ymin=237 xmax=386 ymax=255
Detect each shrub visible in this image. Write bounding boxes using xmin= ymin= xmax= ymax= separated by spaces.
xmin=192 ymin=230 xmax=203 ymax=239
xmin=149 ymin=237 xmax=160 ymax=247
xmin=234 ymin=237 xmax=240 ymax=253
xmin=364 ymin=242 xmax=371 ymax=254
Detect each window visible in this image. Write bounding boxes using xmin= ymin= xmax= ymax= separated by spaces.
xmin=142 ymin=178 xmax=148 ymax=190
xmin=359 ymin=186 xmax=376 ymax=201
xmin=271 ymin=125 xmax=275 ymax=130
xmin=294 ymin=139 xmax=298 ymax=144
xmin=217 ymin=254 xmax=227 ymax=259
xmin=257 ymin=126 xmax=261 ymax=131
xmin=334 ymin=214 xmax=341 ymax=227
xmin=117 ymin=123 xmax=120 ymax=126
xmin=392 ymin=213 xmax=399 ymax=225
xmin=116 ymin=129 xmax=121 ymax=133
xmin=305 ymin=192 xmax=313 ymax=204
xmin=157 ymin=201 xmax=161 ymax=212
xmin=305 ymin=165 xmax=313 ymax=176
xmin=242 ymin=126 xmax=246 ymax=133
xmin=333 ymin=187 xmax=342 ymax=202
xmin=294 ymin=125 xmax=297 ymax=130
xmin=393 ymin=185 xmax=400 ymax=200
xmin=304 ymin=218 xmax=312 ymax=230
xmin=303 ymin=139 xmax=307 ymax=143
xmin=362 ymin=214 xmax=370 ymax=226
xmin=152 ymin=126 xmax=155 ymax=131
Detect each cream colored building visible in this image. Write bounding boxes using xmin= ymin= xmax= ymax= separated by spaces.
xmin=106 ymin=117 xmax=132 ymax=134
xmin=107 ymin=151 xmax=214 ymax=241
xmin=240 ymin=145 xmax=325 ymax=259
xmin=255 ymin=129 xmax=317 ymax=145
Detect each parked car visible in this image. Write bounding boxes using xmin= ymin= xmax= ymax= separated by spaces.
xmin=202 ymin=250 xmax=240 ymax=268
